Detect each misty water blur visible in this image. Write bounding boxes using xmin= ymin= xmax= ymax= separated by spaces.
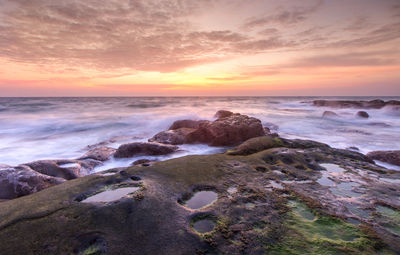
xmin=0 ymin=97 xmax=399 ymax=170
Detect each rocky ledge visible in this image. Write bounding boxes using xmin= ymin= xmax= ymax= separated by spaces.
xmin=312 ymin=99 xmax=400 ymax=109
xmin=0 ymin=136 xmax=399 ymax=254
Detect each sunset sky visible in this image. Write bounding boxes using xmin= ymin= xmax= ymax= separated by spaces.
xmin=0 ymin=0 xmax=399 ymax=96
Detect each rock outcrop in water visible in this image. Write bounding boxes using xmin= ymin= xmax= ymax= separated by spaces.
xmin=322 ymin=110 xmax=339 ymax=118
xmin=150 ymin=111 xmax=266 ymax=146
xmin=114 ymin=142 xmax=178 ymax=158
xmin=78 ymin=147 xmax=117 ymax=162
xmin=313 ymin=99 xmax=400 ymax=109
xmin=356 ymin=111 xmax=370 ymax=118
xmin=367 ymin=150 xmax=400 ymax=166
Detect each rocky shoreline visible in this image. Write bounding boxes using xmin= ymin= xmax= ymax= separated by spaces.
xmin=0 ymin=109 xmax=399 ymax=254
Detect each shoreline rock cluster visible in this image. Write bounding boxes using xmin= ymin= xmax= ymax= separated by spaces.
xmin=0 ymin=110 xmax=273 ymax=200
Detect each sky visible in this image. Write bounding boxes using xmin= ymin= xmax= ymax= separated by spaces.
xmin=0 ymin=0 xmax=399 ymax=96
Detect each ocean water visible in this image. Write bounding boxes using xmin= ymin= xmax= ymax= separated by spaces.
xmin=0 ymin=97 xmax=399 ymax=171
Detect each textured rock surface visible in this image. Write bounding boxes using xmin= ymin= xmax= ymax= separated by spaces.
xmin=367 ymin=150 xmax=400 ymax=166
xmin=78 ymin=147 xmax=116 ymax=162
xmin=22 ymin=159 xmax=96 ymax=180
xmin=0 ymin=165 xmax=64 ymax=199
xmin=0 ymin=137 xmax=399 ymax=254
xmin=114 ymin=142 xmax=178 ymax=158
xmin=186 ymin=113 xmax=265 ymax=146
xmin=150 ymin=111 xmax=266 ymax=146
xmin=148 ymin=128 xmax=195 ymax=145
xmin=169 ymin=119 xmax=209 ymax=130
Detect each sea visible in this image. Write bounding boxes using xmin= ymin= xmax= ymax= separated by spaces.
xmin=0 ymin=96 xmax=399 ymax=171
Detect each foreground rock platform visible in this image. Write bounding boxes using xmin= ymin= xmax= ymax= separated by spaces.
xmin=0 ymin=137 xmax=399 ymax=254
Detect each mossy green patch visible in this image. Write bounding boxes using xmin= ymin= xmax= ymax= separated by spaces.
xmin=266 ymin=200 xmax=394 ymax=255
xmin=376 ymin=205 xmax=400 ymax=236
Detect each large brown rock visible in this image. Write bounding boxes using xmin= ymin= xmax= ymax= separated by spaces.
xmin=367 ymin=150 xmax=400 ymax=166
xmin=149 ymin=128 xmax=196 ymax=145
xmin=78 ymin=146 xmax=116 ymax=161
xmin=0 ymin=165 xmax=65 ymax=199
xmin=186 ymin=113 xmax=265 ymax=146
xmin=114 ymin=142 xmax=178 ymax=158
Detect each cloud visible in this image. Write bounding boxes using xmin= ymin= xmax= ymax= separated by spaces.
xmin=329 ymin=22 xmax=400 ymax=47
xmin=242 ymin=0 xmax=322 ymax=29
xmin=286 ymin=51 xmax=399 ymax=68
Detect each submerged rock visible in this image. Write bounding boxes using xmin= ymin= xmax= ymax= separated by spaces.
xmin=114 ymin=142 xmax=178 ymax=158
xmin=322 ymin=110 xmax=339 ymax=118
xmin=356 ymin=111 xmax=370 ymax=118
xmin=367 ymin=150 xmax=400 ymax=166
xmin=0 ymin=165 xmax=64 ymax=199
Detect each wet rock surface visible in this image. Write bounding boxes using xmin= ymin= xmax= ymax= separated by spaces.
xmin=312 ymin=99 xmax=400 ymax=109
xmin=0 ymin=137 xmax=399 ymax=254
xmin=0 ymin=165 xmax=65 ymax=199
xmin=22 ymin=159 xmax=96 ymax=180
xmin=150 ymin=111 xmax=266 ymax=146
xmin=367 ymin=150 xmax=400 ymax=166
xmin=78 ymin=147 xmax=116 ymax=162
xmin=185 ymin=112 xmax=265 ymax=146
xmin=322 ymin=110 xmax=339 ymax=118
xmin=114 ymin=142 xmax=178 ymax=158
xmin=356 ymin=111 xmax=370 ymax=118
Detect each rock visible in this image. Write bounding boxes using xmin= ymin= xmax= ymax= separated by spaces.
xmin=1 ymin=137 xmax=400 ymax=253
xmin=132 ymin=159 xmax=151 ymax=166
xmin=313 ymin=99 xmax=399 ymax=109
xmin=169 ymin=119 xmax=209 ymax=130
xmin=367 ymin=150 xmax=400 ymax=166
xmin=214 ymin=110 xmax=234 ymax=119
xmin=22 ymin=159 xmax=93 ymax=180
xmin=149 ymin=128 xmax=195 ymax=145
xmin=263 ymin=122 xmax=279 ymax=131
xmin=186 ymin=112 xmax=265 ymax=146
xmin=78 ymin=146 xmax=116 ymax=161
xmin=227 ymin=136 xmax=283 ymax=155
xmin=356 ymin=111 xmax=369 ymax=118
xmin=368 ymin=122 xmax=391 ymax=127
xmin=346 ymin=146 xmax=360 ymax=151
xmin=322 ymin=111 xmax=339 ymax=118
xmin=0 ymin=165 xmax=64 ymax=199
xmin=114 ymin=142 xmax=178 ymax=158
